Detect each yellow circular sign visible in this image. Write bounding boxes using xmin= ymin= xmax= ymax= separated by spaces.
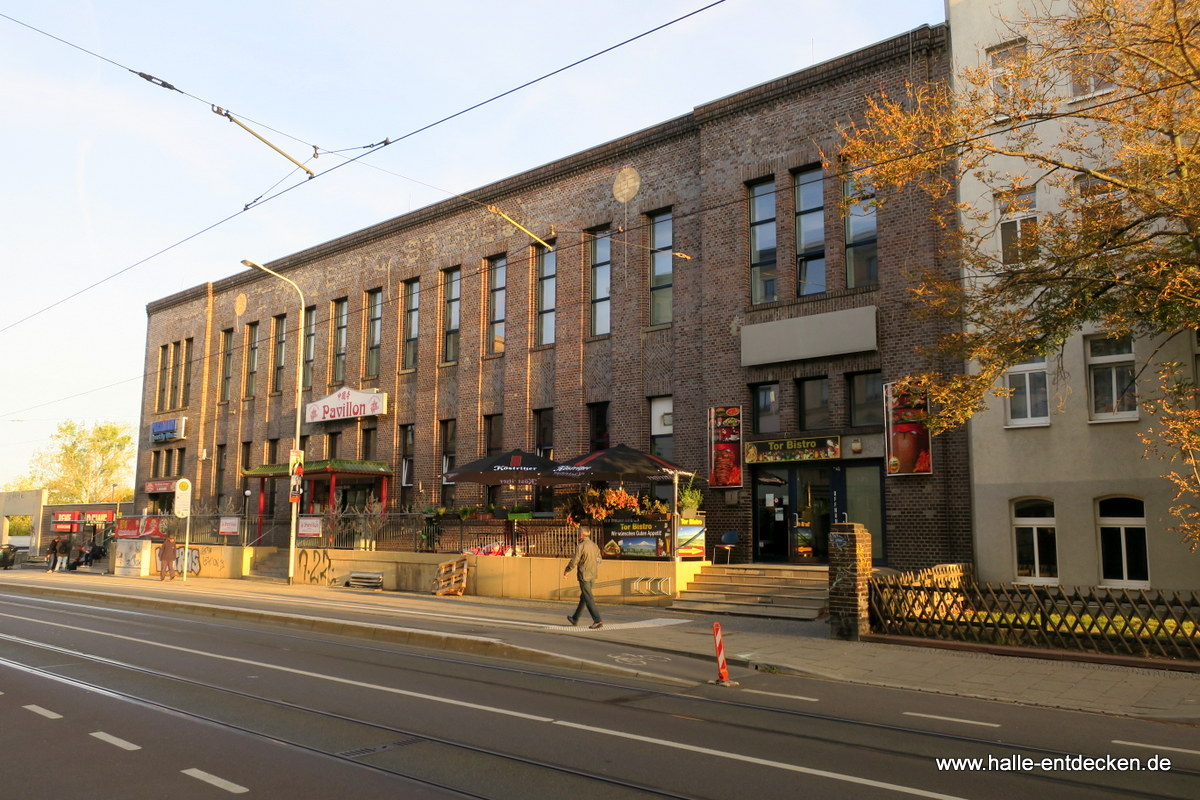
xmin=176 ymin=479 xmax=191 ymax=492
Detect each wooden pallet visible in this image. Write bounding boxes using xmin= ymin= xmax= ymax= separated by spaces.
xmin=433 ymin=556 xmax=468 ymax=596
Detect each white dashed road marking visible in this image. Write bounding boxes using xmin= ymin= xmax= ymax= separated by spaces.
xmin=183 ymin=768 xmax=249 ymax=794
xmin=91 ymin=731 xmax=142 ymax=750
xmin=23 ymin=704 xmax=62 ymax=719
xmin=903 ymin=712 xmax=1000 ymax=728
xmin=743 ymin=689 xmax=820 ymax=703
xmin=1113 ymin=740 xmax=1200 ymax=757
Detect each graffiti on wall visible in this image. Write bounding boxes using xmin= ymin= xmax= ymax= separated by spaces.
xmin=297 ymin=549 xmax=333 ymax=585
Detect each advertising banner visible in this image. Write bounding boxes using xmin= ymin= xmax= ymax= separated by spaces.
xmin=600 ymin=518 xmax=670 ymax=559
xmin=884 ymin=382 xmax=933 ymax=476
xmin=298 ymin=516 xmax=322 ymax=538
xmin=306 ymin=387 xmax=387 ymax=423
xmin=218 ymin=517 xmax=241 ymax=536
xmin=115 ymin=517 xmax=164 ymax=538
xmin=744 ymin=437 xmax=842 ymax=463
xmin=675 ymin=517 xmax=706 ymax=559
xmin=708 ymin=406 xmax=743 ymax=489
xmin=51 ymin=511 xmax=80 ymax=532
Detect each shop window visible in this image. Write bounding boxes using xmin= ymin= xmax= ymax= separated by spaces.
xmin=753 ymin=383 xmax=780 ymax=434
xmin=487 ymin=256 xmax=506 ymax=354
xmin=1098 ymin=496 xmax=1149 ymax=585
xmin=794 ymin=167 xmax=825 ymax=295
xmin=1086 ymin=334 xmax=1137 ymax=420
xmin=849 ymin=372 xmax=884 ymax=427
xmin=797 ymin=377 xmax=830 ymax=430
xmin=1013 ymin=498 xmax=1058 ymax=582
xmin=749 ymin=180 xmax=777 ymax=304
xmin=1006 ymin=356 xmax=1049 ymax=425
xmin=649 ymin=210 xmax=673 ymax=325
xmin=589 ymin=229 xmax=611 ymax=336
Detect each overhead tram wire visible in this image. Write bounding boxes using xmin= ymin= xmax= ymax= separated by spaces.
xmin=0 ymin=1 xmax=730 ymax=339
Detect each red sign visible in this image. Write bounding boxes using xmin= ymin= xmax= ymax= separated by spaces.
xmin=708 ymin=406 xmax=743 ymax=489
xmin=885 ymin=382 xmax=933 ymax=476
xmin=51 ymin=511 xmax=80 ymax=532
xmin=83 ymin=510 xmax=115 ymax=524
xmin=144 ymin=480 xmax=177 ymax=493
xmin=115 ymin=517 xmax=165 ymax=538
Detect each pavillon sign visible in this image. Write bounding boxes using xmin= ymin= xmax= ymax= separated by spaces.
xmin=305 ymin=388 xmax=387 ymax=423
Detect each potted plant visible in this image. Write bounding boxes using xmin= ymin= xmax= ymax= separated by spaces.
xmin=507 ymin=503 xmax=532 ymax=520
xmin=678 ymin=479 xmax=703 ymax=517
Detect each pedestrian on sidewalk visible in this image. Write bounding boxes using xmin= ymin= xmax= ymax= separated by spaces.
xmin=563 ymin=528 xmax=603 ymax=629
xmin=53 ymin=535 xmax=71 ymax=573
xmin=45 ymin=536 xmax=62 ymax=572
xmin=158 ymin=534 xmax=178 ymax=581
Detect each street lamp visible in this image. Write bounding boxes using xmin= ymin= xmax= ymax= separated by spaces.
xmin=242 ymin=259 xmax=305 ymax=585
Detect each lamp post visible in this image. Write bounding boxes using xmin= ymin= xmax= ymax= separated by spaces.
xmin=242 ymin=259 xmax=305 ymax=585
xmin=243 ymin=488 xmax=253 ymax=548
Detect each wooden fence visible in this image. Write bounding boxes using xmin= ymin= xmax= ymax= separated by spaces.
xmin=870 ymin=566 xmax=1200 ymax=661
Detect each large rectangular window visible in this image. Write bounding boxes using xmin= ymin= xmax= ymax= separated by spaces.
xmin=487 ymin=256 xmax=506 ymax=354
xmin=534 ymin=408 xmax=554 ymax=511
xmin=443 ymin=268 xmax=461 ymax=363
xmin=849 ymin=371 xmax=884 ymax=427
xmin=402 ymin=280 xmax=420 ymax=370
xmin=589 ymin=229 xmax=611 ymax=336
xmin=1087 ymin=334 xmax=1137 ymax=420
xmin=649 ymin=211 xmax=673 ymax=325
xmin=845 ymin=179 xmax=878 ymax=288
xmin=999 ymin=188 xmax=1039 ymax=264
xmin=749 ymin=180 xmax=777 ymax=304
xmin=271 ymin=315 xmax=287 ymax=393
xmin=1098 ymin=497 xmax=1148 ymax=585
xmin=1006 ymin=356 xmax=1049 ymax=425
xmin=988 ymin=40 xmax=1030 ymax=107
xmin=365 ymin=288 xmax=383 ymax=378
xmin=536 ymin=245 xmax=556 ymax=346
xmin=169 ymin=341 xmax=182 ymax=410
xmin=331 ymin=298 xmax=348 ymax=383
xmin=243 ymin=321 xmax=259 ymax=398
xmin=797 ymin=376 xmax=830 ymax=430
xmin=302 ymin=306 xmax=316 ymax=390
xmin=649 ymin=396 xmax=674 ymax=503
xmin=220 ymin=329 xmax=234 ymax=402
xmin=179 ymin=338 xmax=193 ymax=407
xmin=360 ymin=426 xmax=376 ymax=462
xmin=399 ymin=425 xmax=415 ymax=510
xmin=440 ymin=419 xmax=456 ymax=507
xmin=795 ymin=168 xmax=826 ymax=295
xmin=588 ymin=402 xmax=610 ymax=452
xmin=484 ymin=414 xmax=504 ymax=457
xmin=156 ymin=345 xmax=170 ymax=412
xmin=1013 ymin=498 xmax=1058 ymax=582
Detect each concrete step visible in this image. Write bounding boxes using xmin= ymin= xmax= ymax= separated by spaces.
xmin=681 ymin=586 xmax=826 ymax=605
xmin=703 ymin=566 xmax=828 ymax=581
xmin=670 ymin=598 xmax=825 ymax=621
xmin=688 ymin=576 xmax=828 ymax=590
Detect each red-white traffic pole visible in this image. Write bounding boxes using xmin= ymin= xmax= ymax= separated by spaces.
xmin=709 ymin=622 xmax=739 ymax=686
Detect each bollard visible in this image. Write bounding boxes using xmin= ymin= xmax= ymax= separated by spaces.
xmin=708 ymin=622 xmax=739 ymax=687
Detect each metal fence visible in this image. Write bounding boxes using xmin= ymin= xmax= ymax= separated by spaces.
xmin=111 ymin=514 xmax=589 ymax=560
xmin=870 ymin=566 xmax=1200 ymax=661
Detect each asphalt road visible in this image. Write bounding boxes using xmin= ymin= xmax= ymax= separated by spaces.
xmin=0 ymin=591 xmax=1197 ymax=799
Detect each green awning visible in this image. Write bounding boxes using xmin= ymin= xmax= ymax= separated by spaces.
xmin=241 ymin=459 xmax=391 ymax=478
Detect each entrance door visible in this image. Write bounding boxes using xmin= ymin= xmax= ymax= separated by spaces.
xmin=752 ymin=463 xmax=878 ymax=563
xmin=752 ymin=467 xmax=790 ymax=562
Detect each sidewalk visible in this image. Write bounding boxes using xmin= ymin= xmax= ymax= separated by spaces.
xmin=1 ymin=567 xmax=1197 ymax=723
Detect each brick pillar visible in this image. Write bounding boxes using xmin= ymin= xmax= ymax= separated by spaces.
xmin=827 ymin=522 xmax=871 ymax=641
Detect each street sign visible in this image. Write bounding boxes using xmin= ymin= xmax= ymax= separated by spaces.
xmin=174 ymin=478 xmax=192 ymax=519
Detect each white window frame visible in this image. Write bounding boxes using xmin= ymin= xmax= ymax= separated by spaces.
xmin=1012 ymin=499 xmax=1058 ymax=584
xmin=1004 ymin=356 xmax=1049 ymax=426
xmin=998 ymin=187 xmax=1038 ymax=265
xmin=1097 ymin=498 xmax=1149 ymax=588
xmin=1086 ymin=334 xmax=1137 ymax=421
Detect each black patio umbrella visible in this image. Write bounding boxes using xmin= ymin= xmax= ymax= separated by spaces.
xmin=552 ymin=444 xmax=690 ymax=484
xmin=441 ymin=449 xmax=564 ymax=485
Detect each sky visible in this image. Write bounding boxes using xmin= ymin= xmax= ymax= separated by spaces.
xmin=0 ymin=0 xmax=947 ymax=488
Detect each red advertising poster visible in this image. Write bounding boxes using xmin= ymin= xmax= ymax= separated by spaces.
xmin=709 ymin=406 xmax=743 ymax=489
xmin=115 ymin=517 xmax=165 ymax=538
xmin=885 ymin=382 xmax=933 ymax=476
xmin=51 ymin=511 xmax=80 ymax=532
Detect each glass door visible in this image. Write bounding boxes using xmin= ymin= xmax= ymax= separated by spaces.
xmin=753 ymin=467 xmax=790 ymax=562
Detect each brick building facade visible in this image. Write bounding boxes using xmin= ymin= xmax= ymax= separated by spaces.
xmin=137 ymin=23 xmax=971 ymax=569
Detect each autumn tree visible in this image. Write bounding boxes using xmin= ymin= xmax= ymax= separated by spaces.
xmin=837 ymin=0 xmax=1200 ymax=545
xmin=12 ymin=421 xmax=135 ymax=504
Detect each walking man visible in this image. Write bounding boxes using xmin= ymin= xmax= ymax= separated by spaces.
xmin=53 ymin=535 xmax=71 ymax=573
xmin=563 ymin=528 xmax=603 ymax=629
xmin=158 ymin=534 xmax=178 ymax=581
xmin=45 ymin=536 xmax=61 ymax=572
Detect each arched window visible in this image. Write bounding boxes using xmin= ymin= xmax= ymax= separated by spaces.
xmin=1013 ymin=498 xmax=1057 ymax=582
xmin=1098 ymin=497 xmax=1148 ymax=585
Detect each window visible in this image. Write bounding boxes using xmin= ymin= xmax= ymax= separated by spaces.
xmin=361 ymin=426 xmax=376 ymax=462
xmin=1098 ymin=496 xmax=1148 ymax=585
xmin=402 ymin=280 xmax=420 ymax=370
xmin=536 ymin=245 xmax=556 ymax=346
xmin=240 ymin=442 xmax=252 ymax=494
xmin=484 ymin=414 xmax=504 ymax=457
xmin=487 ymin=257 xmax=506 ymax=354
xmin=588 ymin=402 xmax=610 ymax=452
xmin=399 ymin=425 xmax=415 ymax=509
xmin=1086 ymin=334 xmax=1137 ymax=420
xmin=267 ymin=438 xmax=280 ymax=466
xmin=753 ymin=383 xmax=780 ymax=434
xmin=332 ymin=298 xmax=348 ymax=383
xmin=272 ymin=315 xmax=287 ymax=393
xmin=220 ymin=330 xmax=234 ymax=402
xmin=795 ymin=168 xmax=826 ymax=295
xmin=586 ymin=229 xmax=611 ymax=336
xmin=443 ymin=268 xmax=461 ymax=363
xmin=1006 ymin=356 xmax=1049 ymax=425
xmin=365 ymin=289 xmax=383 ymax=378
xmin=180 ymin=338 xmax=193 ymax=407
xmin=156 ymin=345 xmax=170 ymax=411
xmin=326 ymin=431 xmax=340 ymax=460
xmin=1013 ymin=498 xmax=1058 ymax=582
xmin=169 ymin=342 xmax=182 ymax=410
xmin=797 ymin=377 xmax=830 ymax=430
xmin=649 ymin=211 xmax=673 ymax=325
xmin=214 ymin=443 xmax=226 ymax=505
xmin=749 ymin=180 xmax=777 ymax=304
xmin=988 ymin=40 xmax=1030 ymax=106
xmin=999 ymin=188 xmax=1039 ymax=264
xmin=849 ymin=372 xmax=884 ymax=426
xmin=440 ymin=419 xmax=456 ymax=507
xmin=244 ymin=321 xmax=259 ymax=398
xmin=1068 ymin=25 xmax=1115 ymax=97
xmin=150 ymin=450 xmax=161 ymax=479
xmin=302 ymin=306 xmax=316 ymax=389
xmin=845 ymin=179 xmax=878 ymax=288
xmin=649 ymin=396 xmax=674 ymax=502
